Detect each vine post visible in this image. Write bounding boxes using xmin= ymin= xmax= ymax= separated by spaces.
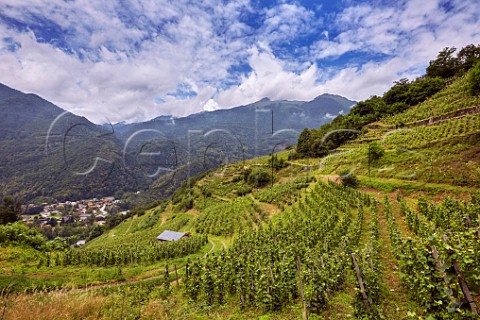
xmin=296 ymin=256 xmax=309 ymax=320
xmin=351 ymin=253 xmax=370 ymax=313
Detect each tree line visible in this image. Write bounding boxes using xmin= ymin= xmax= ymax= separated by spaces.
xmin=294 ymin=44 xmax=480 ymax=159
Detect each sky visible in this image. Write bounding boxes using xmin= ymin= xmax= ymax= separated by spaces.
xmin=0 ymin=0 xmax=479 ymax=124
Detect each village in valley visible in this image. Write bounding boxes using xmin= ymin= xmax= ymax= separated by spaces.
xmin=20 ymin=196 xmax=128 ymax=231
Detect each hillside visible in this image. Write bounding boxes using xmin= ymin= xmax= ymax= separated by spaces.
xmin=1 ymin=71 xmax=480 ymax=318
xmin=1 ymin=64 xmax=480 ymax=320
xmin=0 ymin=84 xmax=354 ymax=203
xmin=0 ymin=86 xmax=149 ymax=202
xmin=314 ymin=74 xmax=480 ymax=187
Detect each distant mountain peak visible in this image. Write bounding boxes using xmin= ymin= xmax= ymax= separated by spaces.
xmin=0 ymin=82 xmax=24 ymax=101
xmin=313 ymin=93 xmax=353 ymax=101
xmin=152 ymin=115 xmax=174 ymax=121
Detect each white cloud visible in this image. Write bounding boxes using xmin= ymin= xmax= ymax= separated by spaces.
xmin=0 ymin=0 xmax=478 ymax=124
xmin=0 ymin=0 xmax=255 ymax=123
xmin=310 ymin=0 xmax=479 ymax=99
xmin=259 ymin=3 xmax=315 ymax=44
xmin=214 ymin=44 xmax=322 ymax=107
xmin=203 ymin=98 xmax=220 ymax=111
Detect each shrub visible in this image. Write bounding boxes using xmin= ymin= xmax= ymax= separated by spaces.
xmin=243 ymin=167 xmax=252 ymax=182
xmin=176 ymin=196 xmax=194 ymax=212
xmin=268 ymin=154 xmax=288 ymax=170
xmin=0 ymin=222 xmax=47 ymax=250
xmin=236 ymin=185 xmax=252 ymax=196
xmin=338 ymin=169 xmax=359 ymax=188
xmin=247 ymin=168 xmax=272 ymax=188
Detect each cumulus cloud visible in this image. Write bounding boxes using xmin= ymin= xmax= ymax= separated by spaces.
xmin=310 ymin=0 xmax=479 ymax=99
xmin=203 ymin=98 xmax=220 ymax=112
xmin=0 ymin=0 xmax=478 ymax=123
xmin=259 ymin=3 xmax=315 ymax=44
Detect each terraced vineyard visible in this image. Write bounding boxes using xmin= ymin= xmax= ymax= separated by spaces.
xmin=56 ymin=233 xmax=207 ymax=266
xmin=382 ymin=195 xmax=480 ymax=318
xmin=51 ymin=209 xmax=208 ymax=267
xmin=384 ymin=75 xmax=480 ymax=126
xmin=184 ymin=183 xmax=479 ymax=319
xmin=185 ymin=182 xmax=371 ymax=313
xmin=381 ymin=113 xmax=480 ymax=149
xmin=86 ymin=212 xmax=190 ymax=250
xmin=252 ymin=175 xmax=312 ymax=205
xmin=193 ymin=196 xmax=267 ymax=236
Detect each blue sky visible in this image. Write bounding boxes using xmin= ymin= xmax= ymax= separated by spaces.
xmin=0 ymin=0 xmax=479 ymax=123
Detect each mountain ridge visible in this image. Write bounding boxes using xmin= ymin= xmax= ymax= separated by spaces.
xmin=0 ymin=82 xmax=356 ymax=203
xmin=112 ymin=93 xmax=355 ymax=126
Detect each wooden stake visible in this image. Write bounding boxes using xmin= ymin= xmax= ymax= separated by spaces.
xmin=465 ymin=214 xmax=471 ymax=228
xmin=296 ymin=256 xmax=309 ymax=320
xmin=239 ymin=272 xmax=245 ymax=307
xmin=351 ymin=253 xmax=370 ymax=313
xmin=431 ymin=246 xmax=448 ymax=284
xmin=442 ymin=234 xmax=478 ymax=315
xmin=317 ymin=257 xmax=329 ymax=299
xmin=266 ymin=268 xmax=270 ymax=296
xmin=431 ymin=245 xmax=454 ymax=301
xmin=452 ymin=259 xmax=478 ymax=315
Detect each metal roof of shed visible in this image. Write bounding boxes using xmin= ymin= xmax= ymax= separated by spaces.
xmin=156 ymin=230 xmax=186 ymax=241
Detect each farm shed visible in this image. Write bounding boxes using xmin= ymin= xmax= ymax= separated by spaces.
xmin=156 ymin=230 xmax=186 ymax=242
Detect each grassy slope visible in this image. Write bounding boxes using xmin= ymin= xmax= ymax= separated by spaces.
xmin=1 ymin=75 xmax=480 ymax=319
xmin=301 ymin=75 xmax=480 ymax=189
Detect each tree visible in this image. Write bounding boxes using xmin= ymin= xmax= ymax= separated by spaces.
xmin=87 ymin=225 xmax=104 ymax=241
xmin=467 ymin=61 xmax=480 ymax=96
xmin=247 ymin=168 xmax=271 ymax=188
xmin=368 ymin=142 xmax=384 ymax=162
xmin=458 ymin=44 xmax=480 ymax=71
xmin=383 ymin=78 xmax=411 ymax=105
xmin=269 ymin=154 xmax=287 ymax=170
xmin=296 ymin=128 xmax=312 ymax=157
xmin=348 ymin=96 xmax=385 ymax=125
xmin=47 ymin=217 xmax=57 ymax=227
xmin=0 ymin=197 xmax=20 ymax=225
xmin=350 ymin=100 xmax=375 ymax=117
xmin=405 ymin=77 xmax=445 ymax=105
xmin=426 ymin=47 xmax=459 ymax=79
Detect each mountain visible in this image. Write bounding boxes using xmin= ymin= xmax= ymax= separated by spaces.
xmin=0 ymin=83 xmax=355 ymax=203
xmin=3 ymin=49 xmax=480 ymax=320
xmin=0 ymin=85 xmax=149 ymax=202
xmin=0 ymin=83 xmax=24 ymax=101
xmin=112 ymin=94 xmax=354 ymax=201
xmin=114 ymin=94 xmax=355 ymax=157
xmin=300 ymin=93 xmax=355 ymax=115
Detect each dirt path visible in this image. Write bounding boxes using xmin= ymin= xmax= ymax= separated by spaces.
xmin=124 ymin=215 xmax=135 ymax=234
xmin=387 ymin=194 xmax=415 ymax=237
xmin=205 ymin=239 xmax=216 ymax=257
xmin=376 ymin=203 xmax=421 ymax=316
